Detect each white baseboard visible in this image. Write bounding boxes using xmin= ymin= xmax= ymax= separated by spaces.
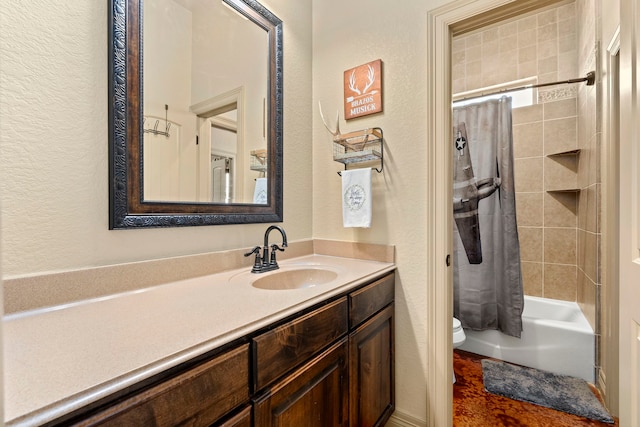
xmin=385 ymin=410 xmax=427 ymax=427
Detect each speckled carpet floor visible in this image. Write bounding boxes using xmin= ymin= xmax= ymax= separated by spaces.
xmin=454 ymin=350 xmax=619 ymax=427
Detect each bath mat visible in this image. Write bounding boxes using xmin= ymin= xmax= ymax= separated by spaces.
xmin=482 ymin=359 xmax=614 ymax=423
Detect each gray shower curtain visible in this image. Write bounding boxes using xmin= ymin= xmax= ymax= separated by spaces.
xmin=452 ymin=97 xmax=523 ymax=338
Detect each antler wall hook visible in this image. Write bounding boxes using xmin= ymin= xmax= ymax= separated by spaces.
xmin=318 ymin=101 xmax=341 ymax=138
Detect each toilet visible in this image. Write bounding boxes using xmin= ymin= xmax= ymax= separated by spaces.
xmin=452 ymin=317 xmax=466 ymax=383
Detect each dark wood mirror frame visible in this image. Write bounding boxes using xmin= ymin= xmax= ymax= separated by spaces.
xmin=108 ymin=0 xmax=283 ymax=229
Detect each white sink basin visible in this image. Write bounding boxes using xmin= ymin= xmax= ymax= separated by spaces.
xmin=251 ymin=268 xmax=338 ymax=290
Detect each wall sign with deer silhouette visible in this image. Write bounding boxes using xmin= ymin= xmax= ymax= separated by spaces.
xmin=343 ymin=59 xmax=383 ymax=120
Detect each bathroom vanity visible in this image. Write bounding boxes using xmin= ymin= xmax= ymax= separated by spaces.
xmin=4 ymin=254 xmax=394 ymax=427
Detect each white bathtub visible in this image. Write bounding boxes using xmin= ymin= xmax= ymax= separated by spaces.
xmin=459 ymin=295 xmax=595 ymax=382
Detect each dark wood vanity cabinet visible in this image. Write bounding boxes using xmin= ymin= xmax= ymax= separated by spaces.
xmin=64 ymin=271 xmax=394 ymax=427
xmin=72 ymin=344 xmax=250 ymax=427
xmin=253 ymin=272 xmax=395 ymax=427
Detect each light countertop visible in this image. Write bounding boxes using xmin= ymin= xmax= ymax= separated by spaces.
xmin=3 ymin=254 xmax=394 ymax=426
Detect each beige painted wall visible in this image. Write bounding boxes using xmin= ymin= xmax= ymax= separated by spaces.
xmin=312 ymin=0 xmax=452 ymax=421
xmin=0 ymin=0 xmax=313 ymax=277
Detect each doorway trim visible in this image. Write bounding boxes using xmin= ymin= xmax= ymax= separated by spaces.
xmin=425 ymin=0 xmax=566 ymax=425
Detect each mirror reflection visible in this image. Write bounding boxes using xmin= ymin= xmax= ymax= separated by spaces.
xmin=143 ymin=0 xmax=268 ymax=204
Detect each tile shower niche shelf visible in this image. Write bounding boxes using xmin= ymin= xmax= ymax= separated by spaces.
xmin=546 ymin=188 xmax=581 ymax=193
xmin=546 ymin=149 xmax=581 ymax=157
xmin=545 ymin=149 xmax=581 ymax=193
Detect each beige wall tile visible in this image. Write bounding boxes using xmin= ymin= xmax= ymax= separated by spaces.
xmin=518 ymin=226 xmax=543 ymax=262
xmin=483 ymin=27 xmax=499 ymax=43
xmin=518 ymin=60 xmax=538 ymax=79
xmin=557 ymin=3 xmax=576 ymax=21
xmin=584 ymin=183 xmax=600 ymax=233
xmin=515 ymin=157 xmax=543 ymax=192
xmin=558 ymin=53 xmax=578 ymax=80
xmin=538 ymin=39 xmax=558 ymax=59
xmin=466 ymin=60 xmax=482 ymax=79
xmin=577 ymin=145 xmax=591 ymax=189
xmin=582 ymin=231 xmax=600 ymax=283
xmin=516 ymin=192 xmax=543 ymax=226
xmin=452 ymin=37 xmax=466 ymax=53
xmin=466 ymin=32 xmax=482 ymax=48
xmin=578 ymin=188 xmax=588 ymax=230
xmin=518 ymin=28 xmax=537 ymax=48
xmin=544 ymin=98 xmax=577 ymax=120
xmin=577 ymin=270 xmax=597 ymax=330
xmin=499 ymin=21 xmax=518 ymax=38
xmin=544 ymin=227 xmax=577 ymax=264
xmin=544 ymin=156 xmax=578 ymax=190
xmin=452 ymin=51 xmax=466 ymax=68
xmin=578 ymin=228 xmax=587 ymax=270
xmin=466 ymin=46 xmax=482 ymax=62
xmin=452 ymin=63 xmax=466 ymax=81
xmin=543 ymin=263 xmax=577 ymax=301
xmin=500 ymin=35 xmax=518 ymax=53
xmin=499 ymin=51 xmax=518 ymax=78
xmin=482 ymin=40 xmax=499 ymax=57
xmin=558 ymin=17 xmax=577 ymax=39
xmin=537 ymin=23 xmax=558 ymax=43
xmin=589 ymin=134 xmax=601 ymax=185
xmin=559 ymin=35 xmax=577 ymax=54
xmin=519 ymin=45 xmax=537 ymax=64
xmin=522 ymin=261 xmax=543 ymax=296
xmin=513 ymin=104 xmax=543 ymax=124
xmin=544 ymin=116 xmax=578 ymax=154
xmin=518 ymin=15 xmax=537 ymax=32
xmin=452 ymin=78 xmax=466 ymax=95
xmin=513 ymin=122 xmax=543 ymax=158
xmin=538 ymin=56 xmax=558 ymax=75
xmin=537 ymin=9 xmax=557 ymax=27
xmin=538 ymin=71 xmax=559 ymax=85
xmin=544 ymin=192 xmax=577 ymax=227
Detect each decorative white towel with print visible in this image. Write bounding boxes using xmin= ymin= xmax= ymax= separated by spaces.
xmin=342 ymin=168 xmax=372 ymax=228
xmin=253 ymin=178 xmax=268 ymax=204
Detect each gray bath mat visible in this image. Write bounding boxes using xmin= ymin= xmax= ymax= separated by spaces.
xmin=482 ymin=359 xmax=614 ymax=423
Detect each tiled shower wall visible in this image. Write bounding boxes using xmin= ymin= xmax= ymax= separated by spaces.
xmin=576 ymin=0 xmax=600 ymax=359
xmin=452 ymin=1 xmax=598 ymax=306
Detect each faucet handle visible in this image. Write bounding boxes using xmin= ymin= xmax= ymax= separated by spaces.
xmin=271 ymin=244 xmax=285 ymax=252
xmin=244 ymin=246 xmax=261 ymax=257
xmin=269 ymin=244 xmax=285 ymax=266
xmin=245 ymin=246 xmax=263 ymax=272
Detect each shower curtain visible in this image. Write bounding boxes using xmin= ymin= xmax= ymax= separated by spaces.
xmin=452 ymin=97 xmax=524 ymax=338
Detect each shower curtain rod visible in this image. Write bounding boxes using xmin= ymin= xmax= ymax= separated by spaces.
xmin=453 ymin=70 xmax=595 ymax=103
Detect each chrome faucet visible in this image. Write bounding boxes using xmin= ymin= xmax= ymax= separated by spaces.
xmin=244 ymin=225 xmax=288 ymax=273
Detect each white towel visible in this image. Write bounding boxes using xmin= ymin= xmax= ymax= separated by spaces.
xmin=253 ymin=178 xmax=268 ymax=204
xmin=342 ymin=168 xmax=372 ymax=228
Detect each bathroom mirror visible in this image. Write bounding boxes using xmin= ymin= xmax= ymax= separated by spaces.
xmin=108 ymin=0 xmax=283 ymax=229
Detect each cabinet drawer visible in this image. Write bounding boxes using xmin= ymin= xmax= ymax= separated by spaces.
xmin=216 ymin=404 xmax=251 ymax=427
xmin=349 ymin=272 xmax=394 ymax=328
xmin=253 ymin=297 xmax=348 ymax=390
xmin=75 ymin=344 xmax=250 ymax=427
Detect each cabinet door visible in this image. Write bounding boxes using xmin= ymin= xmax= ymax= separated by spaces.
xmin=349 ymin=304 xmax=394 ymax=427
xmin=254 ymin=338 xmax=349 ymax=427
